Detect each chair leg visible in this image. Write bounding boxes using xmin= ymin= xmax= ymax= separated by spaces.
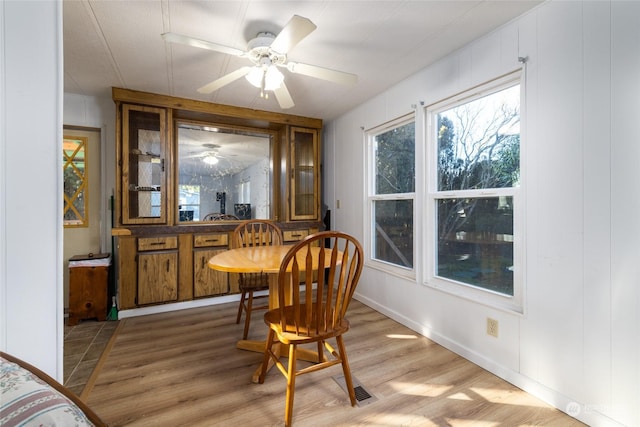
xmin=336 ymin=335 xmax=357 ymax=406
xmin=243 ymin=292 xmax=253 ymax=340
xmin=236 ymin=292 xmax=246 ymax=324
xmin=258 ymin=329 xmax=275 ymax=384
xmin=285 ymin=343 xmax=297 ymax=427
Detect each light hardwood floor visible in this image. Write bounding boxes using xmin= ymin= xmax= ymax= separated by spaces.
xmin=84 ymin=300 xmax=585 ymax=426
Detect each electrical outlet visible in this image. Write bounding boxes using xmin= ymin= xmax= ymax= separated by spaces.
xmin=487 ymin=317 xmax=499 ymax=338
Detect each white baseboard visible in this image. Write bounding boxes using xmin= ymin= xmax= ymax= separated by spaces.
xmin=352 ymin=292 xmax=623 ymax=427
xmin=118 ymin=293 xmax=243 ymax=319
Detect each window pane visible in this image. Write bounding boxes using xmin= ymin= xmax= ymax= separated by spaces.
xmin=373 ymin=199 xmax=413 ymax=268
xmin=437 ymin=85 xmax=520 ymax=191
xmin=436 ymin=197 xmax=513 ymax=295
xmin=179 ymin=185 xmax=200 ymax=221
xmin=375 ymin=122 xmax=415 ymax=194
xmin=63 ymin=136 xmax=88 ymax=227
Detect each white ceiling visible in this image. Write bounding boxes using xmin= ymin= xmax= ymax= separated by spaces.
xmin=63 ymin=0 xmax=541 ymax=121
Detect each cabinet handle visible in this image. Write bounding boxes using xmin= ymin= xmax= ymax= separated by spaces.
xmin=201 ymin=257 xmax=206 ymax=269
xmin=149 ymin=242 xmax=165 ymax=246
xmin=204 ymin=239 xmax=219 ymax=243
xmin=161 ymin=158 xmax=165 ymax=172
xmin=166 ymin=260 xmax=170 ymax=272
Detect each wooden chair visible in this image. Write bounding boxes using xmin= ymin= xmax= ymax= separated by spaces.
xmin=232 ymin=219 xmax=284 ymax=339
xmin=258 ymin=231 xmax=364 ymax=427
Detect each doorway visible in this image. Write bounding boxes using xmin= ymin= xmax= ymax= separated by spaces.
xmin=63 ymin=127 xmax=103 ymax=312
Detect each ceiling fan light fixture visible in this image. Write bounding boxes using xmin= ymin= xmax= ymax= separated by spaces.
xmin=203 ymin=155 xmax=219 ymax=165
xmin=245 ymin=67 xmax=264 ymax=88
xmin=246 ymin=65 xmax=284 ymax=92
xmin=264 ymin=66 xmax=284 ymax=90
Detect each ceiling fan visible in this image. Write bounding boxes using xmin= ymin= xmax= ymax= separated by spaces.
xmin=183 ymin=143 xmax=235 ymax=165
xmin=162 ymin=15 xmax=357 ymax=109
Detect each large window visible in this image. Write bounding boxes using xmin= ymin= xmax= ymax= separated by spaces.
xmin=427 ymin=72 xmax=523 ymax=311
xmin=366 ymin=115 xmax=415 ymax=273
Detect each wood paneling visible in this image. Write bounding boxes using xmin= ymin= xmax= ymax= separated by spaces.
xmin=193 ymin=248 xmax=228 ymax=297
xmin=137 ymin=251 xmax=178 ymax=305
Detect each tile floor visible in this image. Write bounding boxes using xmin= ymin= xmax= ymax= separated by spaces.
xmin=63 ymin=319 xmax=119 ymax=396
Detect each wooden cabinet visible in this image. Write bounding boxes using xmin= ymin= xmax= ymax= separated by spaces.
xmin=290 ymin=127 xmax=319 ymax=220
xmin=113 ymin=89 xmax=324 ymax=310
xmin=120 ymin=104 xmax=169 ymax=225
xmin=193 ymin=233 xmax=228 ymax=298
xmin=68 ymin=262 xmax=109 ymax=325
xmin=137 ymin=236 xmax=178 ymax=305
xmin=283 ymin=229 xmax=310 ymax=243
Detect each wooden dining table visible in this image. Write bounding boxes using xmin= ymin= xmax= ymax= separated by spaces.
xmin=208 ymin=244 xmax=333 ymax=382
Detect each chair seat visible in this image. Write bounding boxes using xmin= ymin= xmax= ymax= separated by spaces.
xmin=264 ymin=305 xmax=351 ymax=345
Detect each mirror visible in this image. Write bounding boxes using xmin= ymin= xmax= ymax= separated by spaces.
xmin=177 ymin=122 xmax=273 ymax=222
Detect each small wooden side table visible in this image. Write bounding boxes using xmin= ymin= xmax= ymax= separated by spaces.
xmin=68 ymin=253 xmax=111 ymax=326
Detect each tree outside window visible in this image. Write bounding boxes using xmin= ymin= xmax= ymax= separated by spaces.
xmin=368 ymin=117 xmax=415 ymax=270
xmin=430 ymin=79 xmax=520 ymax=298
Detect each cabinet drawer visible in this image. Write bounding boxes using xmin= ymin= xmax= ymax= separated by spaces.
xmin=194 ymin=233 xmax=228 ymax=248
xmin=138 ymin=236 xmax=178 ymax=251
xmin=283 ymin=229 xmax=309 ymax=242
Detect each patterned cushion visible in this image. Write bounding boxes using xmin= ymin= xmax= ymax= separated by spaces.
xmin=1 ymin=357 xmax=95 ymax=426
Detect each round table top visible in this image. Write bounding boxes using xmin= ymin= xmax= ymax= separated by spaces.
xmin=208 ymin=245 xmax=334 ymax=273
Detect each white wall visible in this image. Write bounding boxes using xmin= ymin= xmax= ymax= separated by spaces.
xmin=63 ymin=94 xmax=116 ymax=252
xmin=64 ymin=95 xmax=116 ymax=218
xmin=0 ymin=1 xmax=64 ymax=379
xmin=326 ymin=1 xmax=638 ymax=426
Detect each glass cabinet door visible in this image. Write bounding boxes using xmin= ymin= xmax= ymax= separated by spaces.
xmin=122 ymin=104 xmax=167 ymax=224
xmin=290 ymin=127 xmax=319 ymax=220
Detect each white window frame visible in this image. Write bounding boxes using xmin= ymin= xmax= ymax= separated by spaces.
xmin=424 ymin=71 xmax=525 ymax=313
xmin=179 ymin=184 xmax=201 ymax=221
xmin=365 ymin=113 xmax=416 ymax=279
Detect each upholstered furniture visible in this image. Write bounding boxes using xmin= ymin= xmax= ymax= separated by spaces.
xmin=0 ymin=352 xmax=106 ymax=426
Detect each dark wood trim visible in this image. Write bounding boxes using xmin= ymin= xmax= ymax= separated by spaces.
xmin=112 ymin=87 xmax=323 ymax=129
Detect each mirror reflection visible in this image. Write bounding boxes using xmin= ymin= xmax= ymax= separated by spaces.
xmin=177 ymin=122 xmax=272 ymax=222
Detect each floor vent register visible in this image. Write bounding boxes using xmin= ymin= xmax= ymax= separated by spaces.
xmin=333 ymin=374 xmax=378 ymax=406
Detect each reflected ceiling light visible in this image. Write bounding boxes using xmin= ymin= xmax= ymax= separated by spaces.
xmin=203 ymin=155 xmax=218 ymax=165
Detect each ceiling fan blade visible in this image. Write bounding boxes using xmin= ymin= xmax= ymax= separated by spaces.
xmin=286 ymin=62 xmax=357 ymax=85
xmin=270 ymin=15 xmax=317 ymax=54
xmin=197 ymin=66 xmax=252 ymax=94
xmin=273 ymin=83 xmax=295 ymax=109
xmin=162 ymin=32 xmax=245 ymax=57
